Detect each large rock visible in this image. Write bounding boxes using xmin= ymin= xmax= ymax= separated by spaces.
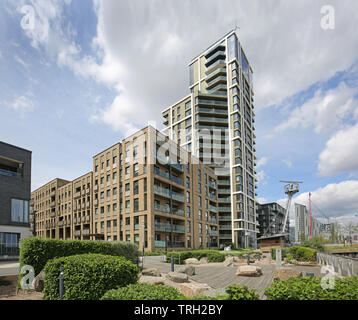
xmin=199 ymin=257 xmax=208 ymax=264
xmin=185 ymin=258 xmax=200 ymax=265
xmin=236 ymin=265 xmax=262 ymax=277
xmin=33 ymin=270 xmax=45 ymax=292
xmin=273 ymin=269 xmax=302 ymax=281
xmin=165 ymin=272 xmax=189 ymax=283
xmin=178 ymin=265 xmax=195 ymax=276
xmin=141 ymin=268 xmax=161 ymax=277
xmin=179 ymin=282 xmax=212 ymax=297
xmin=223 ymin=256 xmax=235 ymax=267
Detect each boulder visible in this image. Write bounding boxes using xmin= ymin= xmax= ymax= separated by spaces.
xmin=185 ymin=258 xmax=200 ymax=265
xmin=273 ymin=268 xmax=302 ymax=281
xmin=178 ymin=265 xmax=195 ymax=276
xmin=141 ymin=268 xmax=161 ymax=277
xmin=165 ymin=272 xmax=189 ymax=283
xmin=236 ymin=265 xmax=262 ymax=277
xmin=223 ymin=256 xmax=235 ymax=267
xmin=179 ymin=282 xmax=212 ymax=297
xmin=199 ymin=257 xmax=208 ymax=264
xmin=33 ymin=270 xmax=45 ymax=292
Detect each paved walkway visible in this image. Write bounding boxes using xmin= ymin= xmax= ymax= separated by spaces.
xmin=142 ymin=256 xmax=324 ymax=299
xmin=0 ymin=261 xmax=19 ymax=276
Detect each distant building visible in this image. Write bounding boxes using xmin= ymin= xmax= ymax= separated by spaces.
xmin=289 ymin=226 xmax=295 ymax=243
xmin=0 ymin=142 xmax=32 ymax=260
xmin=257 ymin=202 xmax=289 ymax=237
xmin=295 ymin=203 xmax=323 ymax=243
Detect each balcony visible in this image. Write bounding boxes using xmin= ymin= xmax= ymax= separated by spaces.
xmin=218 ymin=207 xmax=231 ymax=212
xmin=74 ymin=230 xmax=81 ymax=236
xmin=219 ymin=225 xmax=232 ymax=230
xmin=82 ymin=229 xmax=90 ymax=236
xmin=74 ymin=191 xmax=81 ymax=199
xmin=218 ymin=197 xmax=231 ymax=203
xmin=219 ymin=216 xmax=232 ymax=221
xmin=154 ymin=167 xmax=184 ymax=186
xmin=196 ymin=116 xmax=227 ymax=124
xmin=210 ymin=218 xmax=217 ymax=224
xmin=209 ymin=181 xmax=217 ymax=189
xmin=94 ymin=199 xmax=98 ymax=206
xmin=209 ymin=205 xmax=217 ymax=213
xmin=206 ymin=76 xmax=227 ymax=90
xmin=219 ymin=234 xmax=232 ymax=239
xmin=205 ymin=59 xmax=226 ymax=75
xmin=209 ymin=193 xmax=217 ymax=200
xmin=50 ymin=201 xmax=56 ymax=207
xmin=155 ymin=223 xmax=185 ymax=234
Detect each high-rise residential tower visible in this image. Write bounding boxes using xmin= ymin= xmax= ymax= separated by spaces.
xmin=162 ymin=30 xmax=258 ymax=248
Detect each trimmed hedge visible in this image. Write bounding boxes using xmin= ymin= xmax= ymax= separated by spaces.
xmin=43 ymin=253 xmax=139 ymax=300
xmin=20 ymin=238 xmax=140 ymax=276
xmin=166 ymin=249 xmax=261 ymax=265
xmin=226 ymin=284 xmax=260 ymax=300
xmin=265 ymin=276 xmax=358 ymax=300
xmin=271 ymin=246 xmax=317 ymax=262
xmin=101 ymin=282 xmax=185 ymax=300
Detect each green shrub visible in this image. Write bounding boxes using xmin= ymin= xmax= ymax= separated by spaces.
xmin=265 ymin=276 xmax=358 ymax=300
xmin=101 ymin=282 xmax=185 ymax=300
xmin=207 ymin=252 xmax=225 ymax=263
xmin=271 ymin=246 xmax=316 ymax=262
xmin=302 ymin=236 xmax=326 ymax=252
xmin=225 ymin=284 xmax=260 ymax=300
xmin=20 ymin=238 xmax=140 ymax=276
xmin=43 ymin=253 xmax=139 ymax=300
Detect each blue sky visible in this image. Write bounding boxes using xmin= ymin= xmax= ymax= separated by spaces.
xmin=1 ymin=0 xmax=358 ymax=225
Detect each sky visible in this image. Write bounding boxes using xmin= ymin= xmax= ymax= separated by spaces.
xmin=1 ymin=0 xmax=358 ymax=226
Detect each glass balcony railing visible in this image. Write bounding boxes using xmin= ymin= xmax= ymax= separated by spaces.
xmin=209 ymin=181 xmax=217 ymax=189
xmin=154 ymin=185 xmax=171 ymax=198
xmin=155 ymin=223 xmax=186 ymax=233
xmin=0 ymin=169 xmax=22 ymax=178
xmin=154 ymin=204 xmax=185 ymax=217
xmin=154 ymin=240 xmax=185 ymax=248
xmin=196 ymin=107 xmax=228 ymax=115
xmin=219 ymin=234 xmax=232 ymax=239
xmin=172 ymin=192 xmax=185 ymax=203
xmin=206 ymin=60 xmax=226 ymax=74
xmin=219 ymin=225 xmax=232 ymax=230
xmin=205 ymin=50 xmax=226 ymax=66
xmin=154 ymin=167 xmax=184 ymax=186
xmin=218 ymin=207 xmax=231 ymax=212
xmin=209 ymin=205 xmax=217 ymax=213
xmin=210 ymin=230 xmax=218 ymax=236
xmin=206 ymin=75 xmax=227 ymax=89
xmin=218 ymin=197 xmax=231 ymax=203
xmin=155 ymin=240 xmax=166 ymax=248
xmin=219 ymin=216 xmax=232 ymax=221
xmin=196 ymin=98 xmax=227 ymax=107
xmin=196 ymin=116 xmax=228 ymax=123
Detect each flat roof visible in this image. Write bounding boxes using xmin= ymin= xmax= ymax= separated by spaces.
xmin=0 ymin=141 xmax=32 ymax=154
xmin=258 ymin=233 xmax=290 ymax=240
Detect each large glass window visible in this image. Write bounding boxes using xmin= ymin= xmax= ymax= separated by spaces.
xmin=11 ymin=199 xmax=29 ymax=223
xmin=189 ymin=64 xmax=194 ymax=86
xmin=241 ymin=49 xmax=250 ymax=81
xmin=228 ymin=34 xmax=238 ymax=61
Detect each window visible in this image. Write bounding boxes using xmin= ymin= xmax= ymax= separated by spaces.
xmin=186 ymin=191 xmax=190 ymax=203
xmin=133 ymin=163 xmax=139 ymax=177
xmin=11 ymin=199 xmax=29 ymax=223
xmin=113 ymin=156 xmax=117 ymax=164
xmin=133 ymin=146 xmax=138 ymax=160
xmin=186 ymin=206 xmax=191 ymax=218
xmin=185 ymin=101 xmax=191 ymax=110
xmin=133 ymin=181 xmax=139 ymax=195
xmin=186 ymin=177 xmax=190 ymax=188
xmin=134 ymin=198 xmax=139 ymax=212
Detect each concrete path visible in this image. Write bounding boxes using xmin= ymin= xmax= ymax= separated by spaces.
xmin=142 ymin=256 xmax=324 ymax=299
xmin=0 ymin=262 xmax=20 ymax=276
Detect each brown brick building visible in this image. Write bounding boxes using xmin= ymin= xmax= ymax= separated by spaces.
xmin=31 ymin=126 xmax=219 ymax=251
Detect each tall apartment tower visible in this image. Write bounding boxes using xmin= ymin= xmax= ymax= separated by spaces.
xmin=162 ymin=30 xmax=258 ymax=248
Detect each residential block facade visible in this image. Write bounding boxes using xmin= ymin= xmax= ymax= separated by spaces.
xmin=0 ymin=142 xmax=32 ymax=259
xmin=162 ymin=30 xmax=258 ymax=248
xmin=31 ymin=126 xmax=219 ymax=251
xmin=256 ymin=202 xmax=290 ymax=238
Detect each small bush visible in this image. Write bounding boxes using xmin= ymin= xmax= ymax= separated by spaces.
xmin=43 ymin=254 xmax=139 ymax=300
xmin=271 ymin=246 xmax=317 ymax=262
xmin=207 ymin=252 xmax=225 ymax=263
xmin=225 ymin=284 xmax=260 ymax=300
xmin=20 ymin=238 xmax=140 ymax=276
xmin=101 ymin=282 xmax=185 ymax=300
xmin=265 ymin=276 xmax=358 ymax=300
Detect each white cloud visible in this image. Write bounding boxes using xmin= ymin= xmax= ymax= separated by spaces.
xmin=256 ymin=197 xmax=268 ymax=204
xmin=274 ymin=82 xmax=358 ymax=135
xmin=282 ymin=159 xmax=293 ymax=168
xmin=9 ymin=93 xmax=35 ymax=116
xmin=13 ymin=0 xmax=358 ymax=136
xmin=14 ymin=55 xmax=30 ymax=70
xmin=318 ymin=123 xmax=358 ymax=176
xmin=277 ymin=180 xmax=358 ymax=221
xmin=256 ymin=157 xmax=268 ymax=168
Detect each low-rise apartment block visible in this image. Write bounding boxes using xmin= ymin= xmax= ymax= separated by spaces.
xmin=32 ymin=126 xmax=219 ymax=251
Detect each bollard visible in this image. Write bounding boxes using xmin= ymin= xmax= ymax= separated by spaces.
xmin=171 ymin=255 xmax=174 ymax=272
xmin=59 ymin=266 xmax=64 ymax=300
xmin=247 ymin=253 xmax=250 ymax=265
